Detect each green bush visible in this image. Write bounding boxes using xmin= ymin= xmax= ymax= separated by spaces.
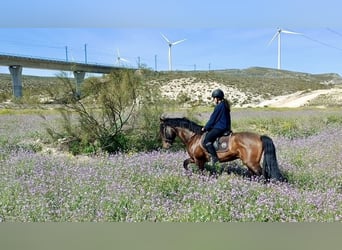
xmin=44 ymin=70 xmax=139 ymax=154
xmin=44 ymin=69 xmax=167 ymax=154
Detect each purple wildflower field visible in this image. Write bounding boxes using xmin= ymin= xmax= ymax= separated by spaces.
xmin=0 ymin=110 xmax=341 ymax=222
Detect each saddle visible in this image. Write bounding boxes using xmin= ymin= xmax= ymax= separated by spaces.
xmin=202 ymin=131 xmax=232 ymax=152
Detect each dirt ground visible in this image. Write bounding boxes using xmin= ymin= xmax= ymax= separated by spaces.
xmin=255 ymin=88 xmax=342 ymax=108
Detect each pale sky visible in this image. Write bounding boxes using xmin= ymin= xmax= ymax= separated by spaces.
xmin=0 ymin=0 xmax=341 ymax=76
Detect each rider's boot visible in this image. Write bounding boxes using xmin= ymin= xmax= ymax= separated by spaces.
xmin=205 ymin=142 xmax=220 ymax=166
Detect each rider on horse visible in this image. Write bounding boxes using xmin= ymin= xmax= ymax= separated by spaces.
xmin=201 ymin=89 xmax=231 ymax=166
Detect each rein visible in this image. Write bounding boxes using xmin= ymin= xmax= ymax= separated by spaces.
xmin=163 ymin=118 xmax=202 ymax=135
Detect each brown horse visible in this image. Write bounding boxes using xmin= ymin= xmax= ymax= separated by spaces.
xmin=160 ymin=116 xmax=285 ymax=181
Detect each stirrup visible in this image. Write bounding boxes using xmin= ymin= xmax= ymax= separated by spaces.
xmin=211 ymin=157 xmax=219 ymax=166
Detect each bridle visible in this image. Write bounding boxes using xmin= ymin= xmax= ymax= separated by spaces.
xmin=161 ymin=124 xmax=175 ymax=145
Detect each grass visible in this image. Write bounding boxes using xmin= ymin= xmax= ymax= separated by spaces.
xmin=0 ymin=68 xmax=341 ymax=221
xmin=0 ymin=108 xmax=341 ymax=222
xmin=230 ymin=108 xmax=342 ymax=137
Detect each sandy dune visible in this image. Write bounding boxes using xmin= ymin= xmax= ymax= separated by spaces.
xmin=158 ymin=77 xmax=342 ymax=108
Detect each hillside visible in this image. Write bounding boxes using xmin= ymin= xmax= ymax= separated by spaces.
xmin=0 ymin=73 xmax=61 ymax=97
xmin=1 ymin=67 xmax=342 ymax=107
xmin=149 ymin=67 xmax=342 ymax=107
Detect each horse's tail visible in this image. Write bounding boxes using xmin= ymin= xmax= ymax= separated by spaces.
xmin=260 ymin=135 xmax=285 ymax=182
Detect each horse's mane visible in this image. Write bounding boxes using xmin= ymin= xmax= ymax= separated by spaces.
xmin=163 ymin=117 xmax=203 ymax=135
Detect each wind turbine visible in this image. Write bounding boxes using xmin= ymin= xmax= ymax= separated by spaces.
xmin=161 ymin=33 xmax=186 ymax=71
xmin=115 ymin=49 xmax=130 ymax=66
xmin=268 ymin=28 xmax=302 ymax=70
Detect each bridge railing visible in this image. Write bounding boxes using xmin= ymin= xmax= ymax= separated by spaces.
xmin=0 ymin=51 xmax=127 ymax=68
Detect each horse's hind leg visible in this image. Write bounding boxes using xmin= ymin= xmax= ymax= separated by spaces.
xmin=245 ymin=161 xmax=262 ymax=177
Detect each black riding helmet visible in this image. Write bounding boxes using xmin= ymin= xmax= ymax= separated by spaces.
xmin=211 ymin=89 xmax=224 ymax=99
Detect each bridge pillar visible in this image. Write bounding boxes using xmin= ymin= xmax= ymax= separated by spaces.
xmin=9 ymin=65 xmax=23 ymax=98
xmin=73 ymin=71 xmax=85 ymax=98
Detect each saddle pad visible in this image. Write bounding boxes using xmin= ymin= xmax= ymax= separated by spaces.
xmin=214 ymin=135 xmax=230 ymax=152
xmin=201 ymin=132 xmax=231 ymax=152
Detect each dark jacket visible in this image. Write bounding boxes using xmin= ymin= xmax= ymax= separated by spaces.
xmin=204 ymin=101 xmax=231 ymax=131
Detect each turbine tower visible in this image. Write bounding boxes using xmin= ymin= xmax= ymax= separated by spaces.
xmin=268 ymin=28 xmax=301 ymax=70
xmin=115 ymin=49 xmax=129 ymax=66
xmin=161 ymin=33 xmax=186 ymax=71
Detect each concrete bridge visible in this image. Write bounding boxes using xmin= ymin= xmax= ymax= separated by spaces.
xmin=0 ymin=54 xmax=124 ymax=98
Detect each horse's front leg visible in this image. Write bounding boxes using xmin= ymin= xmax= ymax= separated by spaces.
xmin=197 ymin=160 xmax=206 ymax=172
xmin=183 ymin=158 xmax=195 ymax=170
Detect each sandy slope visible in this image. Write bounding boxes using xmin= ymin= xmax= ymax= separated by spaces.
xmin=158 ymin=77 xmax=342 ymax=108
xmin=256 ymin=88 xmax=342 ymax=108
xmin=159 ymin=78 xmax=260 ymax=106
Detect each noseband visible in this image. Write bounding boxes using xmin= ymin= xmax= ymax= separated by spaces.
xmin=162 ymin=125 xmax=174 ymax=144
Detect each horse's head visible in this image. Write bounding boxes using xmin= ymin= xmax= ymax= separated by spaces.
xmin=160 ymin=117 xmax=176 ymax=149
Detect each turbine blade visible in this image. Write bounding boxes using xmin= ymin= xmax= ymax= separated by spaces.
xmin=161 ymin=33 xmax=171 ymax=43
xmin=121 ymin=58 xmax=130 ymax=63
xmin=172 ymin=38 xmax=186 ymax=45
xmin=281 ymin=29 xmax=302 ymax=35
xmin=268 ymin=32 xmax=279 ymax=46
